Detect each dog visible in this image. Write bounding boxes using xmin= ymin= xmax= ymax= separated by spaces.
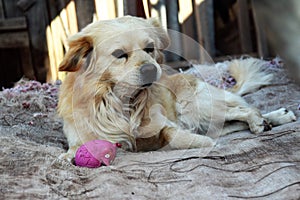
xmin=57 ymin=16 xmax=296 ymax=161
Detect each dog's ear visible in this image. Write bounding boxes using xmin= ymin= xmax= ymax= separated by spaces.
xmin=147 ymin=18 xmax=170 ymax=50
xmin=59 ymin=35 xmax=93 ymax=72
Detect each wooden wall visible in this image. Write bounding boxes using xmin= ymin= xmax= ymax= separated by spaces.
xmin=0 ymin=0 xmax=70 ymax=88
xmin=0 ymin=0 xmax=270 ymax=89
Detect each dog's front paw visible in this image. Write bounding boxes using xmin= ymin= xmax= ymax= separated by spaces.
xmin=249 ymin=116 xmax=271 ymax=134
xmin=272 ymin=108 xmax=296 ymax=125
xmin=58 ymin=151 xmax=75 ymax=162
xmin=263 ymin=108 xmax=297 ymax=126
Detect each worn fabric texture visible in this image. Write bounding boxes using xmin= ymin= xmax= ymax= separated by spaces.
xmin=0 ymin=60 xmax=299 ymax=199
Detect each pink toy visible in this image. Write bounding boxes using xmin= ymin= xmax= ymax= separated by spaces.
xmin=75 ymin=140 xmax=122 ymax=168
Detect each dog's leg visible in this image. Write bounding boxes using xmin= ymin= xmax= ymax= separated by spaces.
xmin=58 ymin=122 xmax=87 ymax=162
xmin=221 ymin=108 xmax=296 ymax=136
xmin=262 ymin=108 xmax=296 ymax=126
xmin=220 ymin=106 xmax=296 ymax=136
xmin=224 ymin=91 xmax=296 ymax=134
xmin=221 ymin=122 xmax=249 ymax=136
xmin=173 ymin=79 xmax=270 ymax=135
xmin=161 ymin=127 xmax=215 ymax=149
xmin=219 ymin=108 xmax=296 ymax=136
xmin=225 ymin=105 xmax=271 ymax=134
xmin=59 ymin=146 xmax=80 ymax=162
xmin=223 ymin=90 xmax=273 ymax=134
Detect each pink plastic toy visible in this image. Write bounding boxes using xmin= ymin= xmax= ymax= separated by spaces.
xmin=75 ymin=140 xmax=122 ymax=168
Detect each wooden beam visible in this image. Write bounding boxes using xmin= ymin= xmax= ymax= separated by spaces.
xmin=0 ymin=32 xmax=30 ymax=48
xmin=0 ymin=17 xmax=27 ymax=31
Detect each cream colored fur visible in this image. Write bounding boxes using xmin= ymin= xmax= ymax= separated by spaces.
xmin=57 ymin=16 xmax=296 ymax=161
xmin=228 ymin=58 xmax=273 ymax=95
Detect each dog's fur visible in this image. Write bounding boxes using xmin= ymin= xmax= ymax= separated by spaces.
xmin=58 ymin=16 xmax=296 ymax=161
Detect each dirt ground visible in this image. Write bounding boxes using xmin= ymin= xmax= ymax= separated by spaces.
xmin=0 ymin=61 xmax=299 ymax=199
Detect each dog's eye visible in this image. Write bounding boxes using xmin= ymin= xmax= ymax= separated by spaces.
xmin=144 ymin=43 xmax=155 ymax=53
xmin=112 ymin=49 xmax=128 ymax=59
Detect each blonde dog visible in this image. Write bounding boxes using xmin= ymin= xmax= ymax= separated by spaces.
xmin=58 ymin=16 xmax=296 ymax=161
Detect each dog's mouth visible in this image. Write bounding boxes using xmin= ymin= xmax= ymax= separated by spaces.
xmin=141 ymin=83 xmax=153 ymax=87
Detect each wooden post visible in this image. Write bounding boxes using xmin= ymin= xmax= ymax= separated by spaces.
xmin=123 ymin=0 xmax=137 ymax=16
xmin=74 ymin=0 xmax=95 ymax=30
xmin=251 ymin=0 xmax=269 ymax=58
xmin=192 ymin=0 xmax=215 ymax=60
xmin=165 ymin=0 xmax=182 ymax=62
xmin=20 ymin=0 xmax=50 ymax=82
xmin=237 ymin=0 xmax=253 ymax=53
xmin=123 ymin=0 xmax=146 ymax=17
xmin=0 ymin=0 xmax=4 ymax=18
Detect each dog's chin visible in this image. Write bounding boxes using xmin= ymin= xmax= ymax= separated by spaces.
xmin=140 ymin=76 xmax=160 ymax=88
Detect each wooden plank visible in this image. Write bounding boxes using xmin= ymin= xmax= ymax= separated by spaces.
xmin=16 ymin=0 xmax=36 ymax=12
xmin=237 ymin=0 xmax=253 ymax=53
xmin=46 ymin=0 xmax=57 ymax=21
xmin=65 ymin=0 xmax=78 ymax=35
xmin=0 ymin=31 xmax=29 ymax=48
xmin=94 ymin=0 xmax=117 ymax=20
xmin=123 ymin=0 xmax=137 ymax=16
xmin=0 ymin=0 xmax=4 ymax=18
xmin=165 ymin=0 xmax=182 ymax=62
xmin=0 ymin=17 xmax=27 ymax=31
xmin=46 ymin=0 xmax=78 ymax=81
xmin=193 ymin=0 xmax=216 ymax=60
xmin=20 ymin=47 xmax=35 ymax=79
xmin=46 ymin=25 xmax=57 ymax=81
xmin=75 ymin=0 xmax=94 ymax=30
xmin=142 ymin=0 xmax=150 ymax=18
xmin=136 ymin=0 xmax=146 ymax=18
xmin=251 ymin=0 xmax=269 ymax=58
xmin=2 ymin=0 xmax=24 ymax=18
xmin=178 ymin=0 xmax=199 ymax=60
xmin=50 ymin=16 xmax=66 ymax=80
xmin=22 ymin=0 xmax=50 ymax=82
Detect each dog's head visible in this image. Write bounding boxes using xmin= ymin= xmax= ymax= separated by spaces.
xmin=59 ymin=16 xmax=170 ymax=89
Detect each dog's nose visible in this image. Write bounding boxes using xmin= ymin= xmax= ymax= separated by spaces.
xmin=140 ymin=64 xmax=157 ymax=86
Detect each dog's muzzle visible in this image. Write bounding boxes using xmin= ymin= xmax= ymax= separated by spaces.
xmin=140 ymin=64 xmax=157 ymax=87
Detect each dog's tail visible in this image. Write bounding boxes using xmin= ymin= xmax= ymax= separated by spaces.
xmin=227 ymin=58 xmax=273 ymax=96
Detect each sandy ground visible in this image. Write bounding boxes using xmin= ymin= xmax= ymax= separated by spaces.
xmin=0 ymin=61 xmax=299 ymax=199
